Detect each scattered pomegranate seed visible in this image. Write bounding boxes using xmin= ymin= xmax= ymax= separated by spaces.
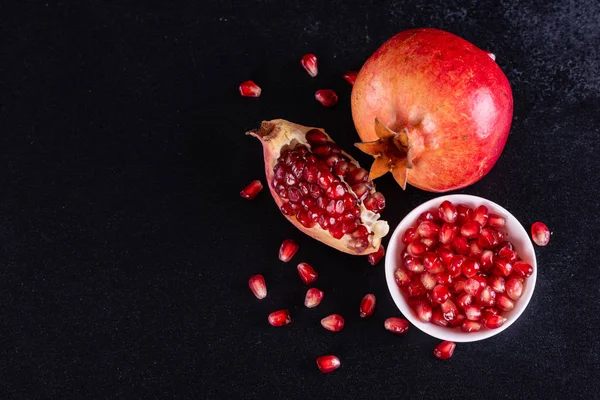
xmin=368 ymin=245 xmax=385 ymax=266
xmin=316 ymin=355 xmax=341 ymax=374
xmin=268 ymin=309 xmax=291 ymax=327
xmin=321 ymin=314 xmax=345 ymax=332
xmin=496 ymin=293 xmax=515 ymax=311
xmin=240 ymin=180 xmax=263 ymax=200
xmin=488 ymin=213 xmax=506 ymax=228
xmin=513 ymin=261 xmax=534 ymax=277
xmin=239 ymin=80 xmax=261 ymax=97
xmin=278 ymin=239 xmax=299 ymax=262
xmin=300 ymin=53 xmax=318 ymax=77
xmin=434 ymin=341 xmax=456 ymax=360
xmin=248 ymin=274 xmax=267 ymax=299
xmin=342 ymin=70 xmax=358 ymax=85
xmin=505 ymin=277 xmax=524 ymax=300
xmin=297 ymin=262 xmax=318 ymax=285
xmin=304 ymin=288 xmax=324 ymax=308
xmin=483 ymin=313 xmax=507 ymax=329
xmin=315 ymin=89 xmax=338 ymax=107
xmin=360 ymin=294 xmax=376 ymax=318
xmin=384 ymin=317 xmax=410 ymax=334
xmin=531 ymin=221 xmax=550 ymax=246
xmin=439 ymin=201 xmax=457 ymax=223
xmin=461 ymin=320 xmax=482 ymax=332
xmin=472 ymin=205 xmax=489 ymax=227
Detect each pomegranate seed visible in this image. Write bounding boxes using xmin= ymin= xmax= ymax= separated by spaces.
xmin=440 ymin=299 xmax=458 ymax=321
xmin=418 ymin=211 xmax=436 ymax=224
xmin=461 ymin=320 xmax=482 ymax=332
xmin=364 ymin=192 xmax=386 ymax=213
xmin=417 ymin=221 xmax=440 ymax=238
xmin=468 ymin=240 xmax=483 ymax=257
xmin=456 ymin=204 xmax=473 ymax=224
xmin=483 ymin=307 xmax=500 ymax=318
xmin=351 ymin=183 xmax=369 ymax=201
xmin=496 ymin=293 xmax=515 ymax=311
xmin=435 ymin=272 xmax=453 ymax=285
xmin=368 ymin=245 xmax=385 ymax=266
xmin=472 ymin=205 xmax=489 ymax=226
xmin=480 ymin=250 xmax=495 ymax=270
xmin=448 ymin=255 xmax=466 ymax=278
xmin=455 ymin=292 xmax=473 ymax=310
xmin=464 ymin=276 xmax=486 ymax=296
xmin=321 ymin=314 xmax=345 ymax=332
xmin=316 ymin=355 xmax=340 ymax=374
xmin=498 ymin=246 xmax=519 ymax=263
xmin=305 ymin=128 xmax=329 ymax=144
xmin=452 ymin=276 xmax=467 ymax=294
xmin=505 ymin=276 xmax=524 ymax=301
xmin=483 ymin=313 xmax=507 ymax=329
xmin=347 ymin=168 xmax=369 ymax=185
xmin=439 ymin=201 xmax=457 ymax=223
xmin=493 ymin=258 xmax=513 ymax=277
xmin=342 ymin=70 xmax=358 ymax=85
xmin=431 ymin=284 xmax=450 ymax=304
xmin=438 ymin=223 xmax=458 ymax=244
xmin=315 ymin=89 xmax=338 ymax=107
xmin=452 ymin=236 xmax=470 ymax=255
xmin=437 ymin=247 xmax=455 ymax=265
xmin=531 ymin=221 xmax=550 ymax=246
xmin=278 ymin=239 xmax=299 ymax=262
xmin=404 ymin=255 xmax=424 ymax=273
xmin=408 ymin=278 xmax=428 ymax=297
xmin=360 ymin=294 xmax=376 ymax=318
xmin=461 ymin=258 xmax=481 ymax=278
xmin=305 ymin=288 xmax=324 ymax=308
xmin=239 ymin=80 xmax=261 ymax=97
xmin=414 ymin=301 xmax=433 ymax=322
xmin=421 ymin=237 xmax=438 ymax=250
xmin=384 ymin=317 xmax=410 ymax=334
xmin=420 ymin=272 xmax=437 ymax=291
xmin=513 ymin=261 xmax=534 ymax=277
xmin=488 ymin=213 xmax=506 ymax=228
xmin=300 ymin=53 xmax=318 ymax=77
xmin=460 ymin=221 xmax=481 ymax=239
xmin=423 ymin=252 xmax=444 ymax=273
xmin=402 ymin=227 xmax=418 ymax=244
xmin=478 ymin=228 xmax=500 ymax=249
xmin=268 ymin=309 xmax=291 ymax=327
xmin=464 ymin=305 xmax=482 ymax=321
xmin=240 ymin=180 xmax=263 ymax=200
xmin=434 ymin=341 xmax=456 ymax=360
xmin=478 ymin=286 xmax=496 ymax=307
xmin=407 ymin=241 xmax=427 ymax=257
xmin=248 ymin=274 xmax=267 ymax=299
xmin=447 ymin=313 xmax=466 ymax=328
xmin=395 ymin=268 xmax=411 ymax=287
xmin=432 ymin=310 xmax=449 ymax=326
xmin=488 ymin=276 xmax=506 ymax=293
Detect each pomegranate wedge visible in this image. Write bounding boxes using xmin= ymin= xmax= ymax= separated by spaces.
xmin=247 ymin=120 xmax=389 ymax=255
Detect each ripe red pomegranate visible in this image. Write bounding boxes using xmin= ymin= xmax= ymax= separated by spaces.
xmin=351 ymin=28 xmax=513 ymax=192
xmin=248 ymin=119 xmax=389 ymax=255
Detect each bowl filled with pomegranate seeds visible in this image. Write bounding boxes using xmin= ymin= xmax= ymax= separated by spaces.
xmin=385 ymin=194 xmax=537 ymax=342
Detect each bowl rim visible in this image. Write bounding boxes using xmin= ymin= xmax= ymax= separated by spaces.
xmin=384 ymin=194 xmax=537 ymax=342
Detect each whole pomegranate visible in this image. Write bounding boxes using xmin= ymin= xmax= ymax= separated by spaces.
xmin=351 ymin=28 xmax=513 ymax=192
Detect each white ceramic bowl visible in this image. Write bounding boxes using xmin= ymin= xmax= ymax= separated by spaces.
xmin=385 ymin=194 xmax=537 ymax=342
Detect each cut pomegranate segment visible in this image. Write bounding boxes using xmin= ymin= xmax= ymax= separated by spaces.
xmin=384 ymin=317 xmax=410 ymax=334
xmin=300 ymin=53 xmax=318 ymax=77
xmin=239 ymin=80 xmax=262 ymax=97
xmin=368 ymin=245 xmax=385 ymax=266
xmin=360 ymin=294 xmax=376 ymax=318
xmin=531 ymin=221 xmax=550 ymax=246
xmin=240 ymin=180 xmax=263 ymax=200
xmin=304 ymin=288 xmax=324 ymax=308
xmin=297 ymin=262 xmax=318 ymax=285
xmin=248 ymin=120 xmax=389 ymax=255
xmin=321 ymin=314 xmax=345 ymax=332
xmin=268 ymin=309 xmax=291 ymax=326
xmin=434 ymin=341 xmax=456 ymax=360
xmin=248 ymin=274 xmax=267 ymax=299
xmin=343 ymin=70 xmax=358 ymax=85
xmin=316 ymin=355 xmax=341 ymax=373
xmin=278 ymin=239 xmax=299 ymax=262
xmin=315 ymin=89 xmax=339 ymax=107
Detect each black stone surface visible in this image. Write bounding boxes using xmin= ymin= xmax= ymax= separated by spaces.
xmin=2 ymin=1 xmax=599 ymax=398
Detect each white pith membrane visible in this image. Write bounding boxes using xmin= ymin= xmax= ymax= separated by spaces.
xmin=248 ymin=119 xmax=389 ymax=255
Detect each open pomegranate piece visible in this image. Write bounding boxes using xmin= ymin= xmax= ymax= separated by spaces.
xmin=247 ymin=119 xmax=389 ymax=255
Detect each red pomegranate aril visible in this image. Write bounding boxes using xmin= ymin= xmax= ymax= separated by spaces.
xmin=315 ymin=89 xmax=338 ymax=107
xmin=417 ymin=221 xmax=440 ymax=238
xmin=464 ymin=276 xmax=486 ymax=296
xmin=343 ymin=70 xmax=358 ymax=85
xmin=434 ymin=341 xmax=456 ymax=360
xmin=364 ymin=192 xmax=386 ymax=213
xmin=305 ymin=128 xmax=328 ymax=144
xmin=493 ymin=258 xmax=513 ymax=277
xmin=505 ymin=277 xmax=524 ymax=300
xmin=417 ymin=211 xmax=436 ymax=224
xmin=395 ymin=268 xmax=411 ymax=287
xmin=448 ymin=256 xmax=466 ymax=278
xmin=317 ymin=170 xmax=335 ymax=190
xmin=440 ymin=299 xmax=458 ymax=321
xmin=279 ymin=239 xmax=299 ymax=262
xmin=368 ymin=245 xmax=385 ymax=266
xmin=321 ymin=314 xmax=345 ymax=332
xmin=447 ymin=313 xmax=466 ymax=328
xmin=496 ymin=293 xmax=515 ymax=311
xmin=452 ymin=236 xmax=470 ymax=255
xmin=488 ymin=213 xmax=506 ymax=228
xmin=435 ymin=272 xmax=453 ymax=285
xmin=431 ymin=284 xmax=450 ymax=304
xmin=297 ymin=262 xmax=318 ymax=285
xmin=513 ymin=261 xmax=534 ymax=278
xmin=438 ymin=201 xmax=457 ymax=223
xmin=452 ymin=276 xmax=467 ymax=294
xmin=351 ymin=183 xmax=370 ymax=201
xmin=498 ymin=247 xmax=519 ymax=264
xmin=531 ymin=221 xmax=550 ymax=246
xmin=480 ymin=250 xmax=495 ymax=270
xmin=316 ymin=355 xmax=341 ymax=374
xmin=248 ymin=274 xmax=267 ymax=299
xmin=420 ymin=272 xmax=437 ymax=291
xmin=437 ymin=247 xmax=455 ymax=265
xmin=460 ymin=221 xmax=481 ymax=239
xmin=280 ymin=203 xmax=295 ymax=215
xmin=404 ymin=255 xmax=425 ymax=273
xmin=301 ymin=53 xmax=318 ymax=77
xmin=240 ymin=180 xmax=263 ymax=200
xmin=268 ymin=310 xmax=291 ymax=327
xmin=307 ymin=207 xmax=322 ymax=222
xmin=468 ymin=240 xmax=483 ymax=258
xmin=408 ymin=279 xmax=428 ymax=297
xmin=461 ymin=320 xmax=482 ymax=332
xmin=432 ymin=310 xmax=449 ymax=326
xmin=420 ymin=237 xmax=437 ymax=250
xmin=360 ymin=294 xmax=376 ymax=318
xmin=455 ymin=292 xmax=473 ymax=310
xmin=472 ymin=205 xmax=489 ymax=227
xmin=346 ymin=167 xmax=369 ymax=185
xmin=422 ymin=252 xmax=441 ymax=272
xmin=384 ymin=317 xmax=410 ymax=334
xmin=478 ymin=286 xmax=496 ymax=307
xmin=305 ymin=288 xmax=324 ymax=308
xmin=325 ymin=182 xmax=346 ymax=200
xmin=296 ymin=210 xmax=316 ymax=228
xmin=488 ymin=276 xmax=506 ymax=293
xmin=462 ymin=258 xmax=480 ymax=278
xmin=414 ymin=301 xmax=433 ymax=322
xmin=287 ymin=186 xmax=300 ymax=202
xmin=402 ymin=227 xmax=418 ymax=244
xmin=332 ymin=160 xmax=349 ymax=177
xmin=464 ymin=305 xmax=482 ymax=321
xmin=438 ymin=223 xmax=458 ymax=244
xmin=407 ymin=241 xmax=427 ymax=257
xmin=483 ymin=313 xmax=507 ymax=329
xmin=239 ymin=80 xmax=261 ymax=97
xmin=478 ymin=228 xmax=500 ymax=249
xmin=483 ymin=307 xmax=500 ymax=318
xmin=456 ymin=204 xmax=473 ymax=224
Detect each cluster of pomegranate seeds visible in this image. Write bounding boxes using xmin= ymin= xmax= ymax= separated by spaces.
xmin=239 ymin=80 xmax=261 ymax=97
xmin=301 ymin=54 xmax=318 ymax=77
xmin=531 ymin=221 xmax=550 ymax=246
xmin=315 ymin=89 xmax=338 ymax=107
xmin=248 ymin=274 xmax=267 ymax=299
xmin=240 ymin=180 xmax=263 ymax=200
xmin=278 ymin=239 xmax=299 ymax=262
xmin=342 ymin=71 xmax=358 ymax=85
xmin=434 ymin=341 xmax=456 ymax=360
xmin=273 ymin=129 xmax=386 ymax=253
xmin=268 ymin=309 xmax=291 ymax=327
xmin=316 ymin=355 xmax=341 ymax=374
xmin=395 ymin=200 xmax=534 ymax=333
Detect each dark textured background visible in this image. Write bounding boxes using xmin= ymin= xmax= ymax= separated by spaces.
xmin=2 ymin=0 xmax=599 ymax=398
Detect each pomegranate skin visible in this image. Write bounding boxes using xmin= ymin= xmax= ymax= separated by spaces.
xmin=352 ymin=28 xmax=513 ymax=192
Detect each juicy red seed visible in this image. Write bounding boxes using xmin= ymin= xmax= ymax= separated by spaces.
xmin=434 ymin=341 xmax=456 ymax=360
xmin=439 ymin=201 xmax=457 ymax=223
xmin=360 ymin=294 xmax=376 ymax=318
xmin=464 ymin=305 xmax=482 ymax=321
xmin=493 ymin=258 xmax=513 ymax=277
xmin=513 ymin=261 xmax=534 ymax=277
xmin=452 ymin=236 xmax=470 ymax=255
xmin=488 ymin=213 xmax=506 ymax=228
xmin=317 ymin=170 xmax=335 ymax=189
xmin=460 ymin=221 xmax=481 ymax=239
xmin=278 ymin=239 xmax=299 ymax=262
xmin=464 ymin=277 xmax=485 ymax=296
xmin=432 ymin=310 xmax=449 ymax=326
xmin=496 ymin=293 xmax=515 ymax=311
xmin=301 ymin=197 xmax=315 ymax=211
xmin=438 ymin=223 xmax=458 ymax=244
xmin=297 ymin=262 xmax=318 ymax=285
xmin=402 ymin=227 xmax=418 ymax=245
xmin=478 ymin=228 xmax=500 ymax=249
xmin=240 ymin=180 xmax=263 ymax=200
xmin=239 ymin=80 xmax=262 ymax=97
xmin=447 ymin=313 xmax=466 ymax=328
xmin=488 ymin=276 xmax=506 ymax=293
xmin=435 ymin=272 xmax=453 ymax=285
xmin=384 ymin=317 xmax=410 ymax=334
xmin=296 ymin=210 xmax=316 ymax=228
xmin=407 ymin=241 xmax=427 ymax=257
xmin=408 ymin=278 xmax=427 ymax=297
xmin=421 ymin=237 xmax=438 ymax=250
xmin=440 ymin=299 xmax=458 ymax=321
xmin=395 ymin=268 xmax=411 ymax=287
xmin=472 ymin=205 xmax=489 ymax=227
xmin=305 ymin=128 xmax=328 ymax=144
xmin=437 ymin=248 xmax=455 ymax=266
xmin=456 ymin=204 xmax=473 ymax=224
xmin=332 ymin=160 xmax=349 ymax=177
xmin=462 ymin=258 xmax=481 ymax=278
xmin=305 ymin=288 xmax=324 ymax=308
xmin=469 ymin=240 xmax=483 ymax=258
xmin=268 ymin=309 xmax=291 ymax=326
xmin=422 ymin=252 xmax=440 ymax=270
xmin=316 ymin=355 xmax=341 ymax=374
xmin=321 ymin=314 xmax=345 ymax=332
xmin=404 ymin=255 xmax=425 ymax=273
xmin=461 ymin=320 xmax=482 ymax=332
xmin=455 ymin=292 xmax=473 ymax=310
xmin=347 ymin=168 xmax=369 ymax=185
xmin=483 ymin=307 xmax=500 ymax=318
xmin=248 ymin=274 xmax=267 ymax=299
xmin=414 ymin=301 xmax=433 ymax=322
xmin=498 ymin=247 xmax=519 ymax=263
xmin=364 ymin=192 xmax=386 ymax=213
xmin=483 ymin=314 xmax=507 ymax=329
xmin=315 ymin=89 xmax=338 ymax=107
xmin=531 ymin=221 xmax=550 ymax=246
xmin=368 ymin=245 xmax=385 ymax=266
xmin=280 ymin=203 xmax=294 ymax=216
xmin=478 ymin=286 xmax=497 ymax=307
xmin=506 ymin=277 xmax=524 ymax=300
xmin=351 ymin=183 xmax=369 ymax=201
xmin=417 ymin=221 xmax=440 ymax=238
xmin=301 ymin=53 xmax=318 ymax=77
xmin=326 ymin=182 xmax=346 ymax=199
xmin=452 ymin=276 xmax=467 ymax=294
xmin=418 ymin=211 xmax=436 ymax=224
xmin=420 ymin=272 xmax=437 ymax=291
xmin=480 ymin=250 xmax=495 ymax=270
xmin=431 ymin=284 xmax=450 ymax=304
xmin=448 ymin=256 xmax=466 ymax=278
xmin=342 ymin=70 xmax=358 ymax=85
